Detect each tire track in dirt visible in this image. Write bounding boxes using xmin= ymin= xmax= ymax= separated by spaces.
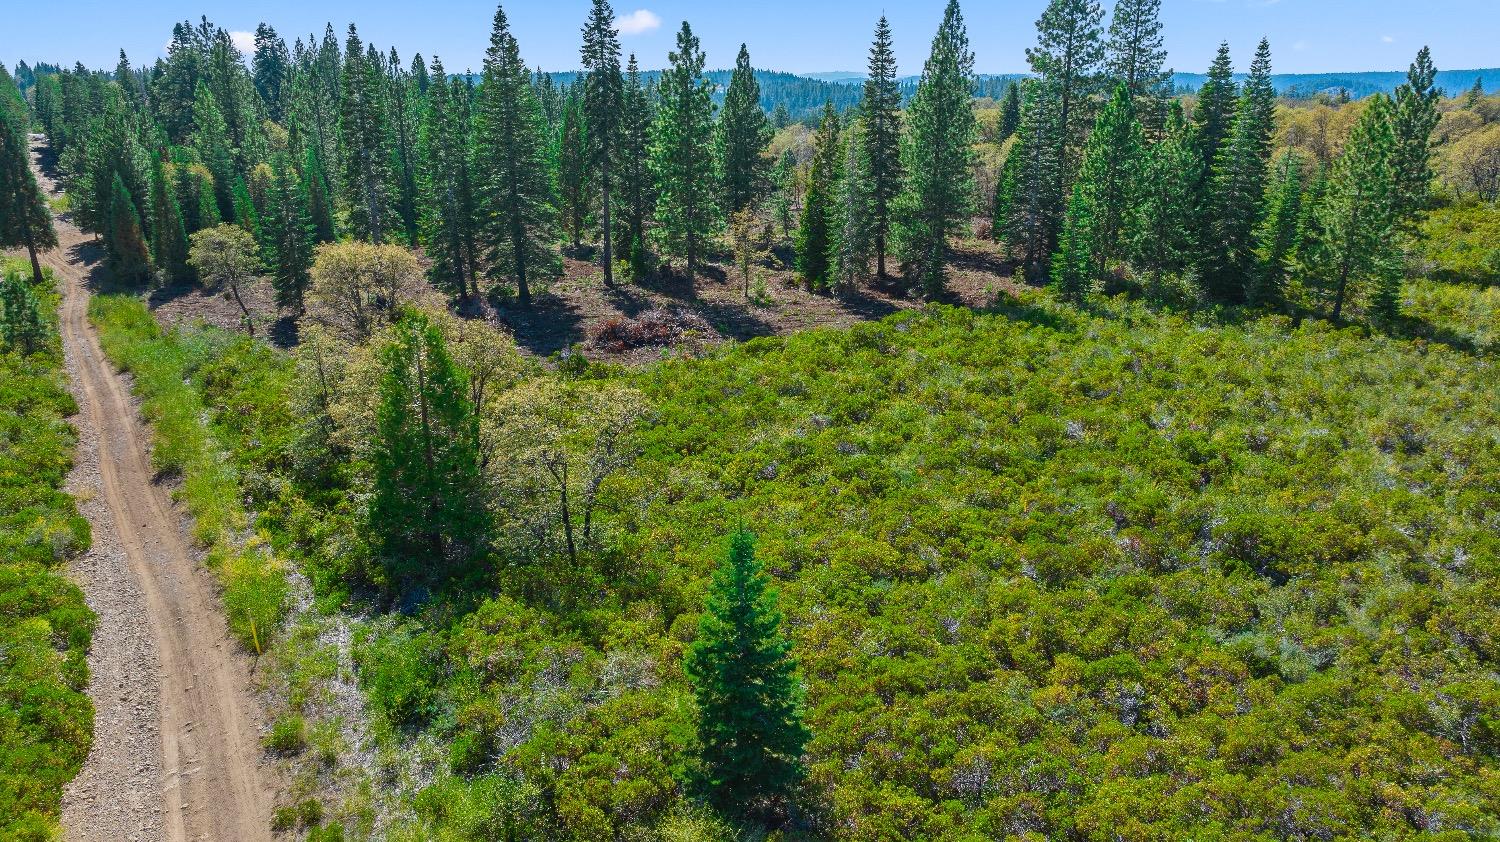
xmin=25 ymin=136 xmax=277 ymax=842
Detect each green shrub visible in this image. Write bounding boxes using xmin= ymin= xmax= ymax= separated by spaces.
xmin=264 ymin=713 xmax=307 ymax=755
xmin=1419 ymin=203 xmax=1500 ymax=284
xmin=355 ymin=622 xmax=437 ymax=726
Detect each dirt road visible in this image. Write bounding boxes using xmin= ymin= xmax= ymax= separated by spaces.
xmin=22 ymin=136 xmax=277 ymax=842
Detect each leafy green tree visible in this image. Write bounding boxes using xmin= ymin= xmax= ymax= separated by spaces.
xmin=796 ymin=103 xmax=841 ymax=291
xmin=1300 ymin=94 xmax=1400 ymax=322
xmin=262 ymin=153 xmax=314 ymax=312
xmin=1192 ymin=43 xmax=1237 ymax=173
xmin=861 ymin=16 xmax=903 ymax=278
xmin=106 ymin=172 xmax=152 ymax=285
xmin=188 ymin=224 xmax=260 ymax=333
xmin=0 ymin=272 xmax=47 ymax=355
xmin=1390 ymin=47 xmax=1440 ymax=232
xmin=718 ymin=44 xmax=772 ymax=216
xmin=1128 ymin=102 xmax=1200 ymax=284
xmin=1251 ymin=151 xmax=1305 ymax=308
xmin=370 ymin=310 xmax=486 ymax=585
xmin=341 ymin=25 xmax=398 ymax=242
xmin=650 ymin=21 xmax=719 ymax=277
xmin=1075 ymin=84 xmax=1144 ymax=264
xmin=616 ymin=54 xmax=655 ymax=273
xmin=0 ymin=97 xmax=58 ymax=284
xmin=148 ymin=157 xmax=192 ymax=285
xmin=581 ymin=0 xmax=625 ymax=286
xmin=557 ymin=89 xmax=590 ymax=250
xmin=474 ymin=4 xmax=560 ymax=306
xmin=684 ymin=530 xmax=809 ymax=819
xmin=1052 ymin=184 xmax=1098 ymax=301
xmin=892 ymin=0 xmax=976 ymax=297
xmin=419 ymin=57 xmax=482 ymax=300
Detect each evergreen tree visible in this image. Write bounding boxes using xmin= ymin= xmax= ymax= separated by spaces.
xmin=1105 ymin=0 xmax=1169 ymax=98
xmin=1205 ymin=40 xmax=1275 ymax=302
xmin=1074 ymin=83 xmax=1144 ymax=264
xmin=253 ymin=24 xmax=291 ymax=122
xmin=0 ymin=98 xmax=58 ymax=284
xmin=386 ymin=47 xmax=424 ymax=247
xmin=1251 ymin=150 xmax=1305 ymax=308
xmin=1465 ymin=77 xmax=1484 ymax=109
xmin=1390 ymin=47 xmax=1440 ymax=231
xmin=1001 ymin=79 xmax=1064 ymax=277
xmin=557 ymin=89 xmax=590 ymax=250
xmin=616 ymin=54 xmax=655 ymax=274
xmin=419 ymin=57 xmax=482 ymax=299
xmin=369 ymin=310 xmax=487 ymax=584
xmin=998 ymin=80 xmax=1021 ymax=141
xmin=303 ymin=144 xmax=337 ymax=244
xmin=581 ymin=0 xmax=625 ymax=285
xmin=1026 ymin=0 xmax=1106 ymax=248
xmin=796 ymin=103 xmax=841 ymax=291
xmin=341 ymin=25 xmax=398 ymax=242
xmin=771 ymin=147 xmax=797 ymax=238
xmin=861 ymin=16 xmax=903 ymax=278
xmin=684 ymin=530 xmax=809 ymax=818
xmin=263 ymin=152 xmax=314 ymax=311
xmin=1192 ymin=43 xmax=1237 ymax=173
xmin=148 ymin=157 xmax=192 ymax=285
xmin=231 ymin=176 xmax=260 ymax=239
xmin=892 ymin=0 xmax=976 ymax=297
xmin=192 ymin=81 xmax=237 ymax=223
xmin=1128 ymin=101 xmax=1199 ymax=285
xmin=836 ymin=124 xmax=874 ymax=291
xmin=1301 ymin=94 xmax=1400 ymax=322
xmin=106 ymin=171 xmax=152 ymax=285
xmin=115 ymin=50 xmax=143 ymax=110
xmin=474 ymin=4 xmax=560 ymax=306
xmin=1052 ymin=183 xmax=1098 ymax=301
xmin=650 ymin=21 xmax=718 ymax=277
xmin=718 ymin=44 xmax=772 ymax=216
xmin=0 ymin=272 xmax=47 ymax=356
xmin=771 ymin=102 xmax=792 ymax=130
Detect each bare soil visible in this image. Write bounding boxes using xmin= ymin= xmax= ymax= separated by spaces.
xmin=23 ymin=136 xmax=279 ymax=842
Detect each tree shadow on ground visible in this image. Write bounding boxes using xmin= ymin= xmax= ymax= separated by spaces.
xmin=496 ymin=291 xmax=586 ymax=357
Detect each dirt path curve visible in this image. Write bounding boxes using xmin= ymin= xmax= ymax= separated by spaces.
xmin=23 ymin=136 xmax=277 ymax=842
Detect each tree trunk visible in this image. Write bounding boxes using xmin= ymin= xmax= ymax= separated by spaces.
xmin=228 ymin=279 xmax=255 ymax=336
xmin=600 ymin=165 xmax=614 ymax=288
xmin=876 ymin=232 xmax=887 ymax=279
xmin=22 ymin=218 xmax=44 ymax=285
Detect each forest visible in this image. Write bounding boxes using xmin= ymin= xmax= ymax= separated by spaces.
xmin=2 ymin=0 xmax=1500 ymax=839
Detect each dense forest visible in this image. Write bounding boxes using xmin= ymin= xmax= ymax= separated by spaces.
xmin=4 ymin=0 xmax=1500 ymax=839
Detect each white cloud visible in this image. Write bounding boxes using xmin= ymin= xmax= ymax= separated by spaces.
xmin=617 ymin=9 xmax=661 ymax=36
xmin=230 ymin=30 xmax=257 ymax=57
xmin=1381 ymin=35 xmax=1395 ymax=44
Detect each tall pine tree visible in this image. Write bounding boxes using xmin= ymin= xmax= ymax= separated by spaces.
xmin=616 ymin=54 xmax=655 ymax=275
xmin=718 ymin=44 xmax=772 ymax=216
xmin=1192 ymin=43 xmax=1238 ymax=174
xmin=581 ymin=0 xmax=625 ymax=286
xmin=796 ymin=103 xmax=841 ymax=292
xmin=557 ymin=89 xmax=591 ymax=250
xmin=263 ymin=152 xmax=314 ymax=311
xmin=419 ymin=57 xmax=482 ymax=299
xmin=861 ymin=16 xmax=903 ymax=278
xmin=1026 ymin=0 xmax=1106 ymax=254
xmin=340 ymin=25 xmax=398 ymax=242
xmin=650 ymin=21 xmax=718 ymax=278
xmin=1128 ymin=101 xmax=1200 ymax=286
xmin=1206 ymin=39 xmax=1275 ymax=302
xmin=1390 ymin=47 xmax=1440 ymax=232
xmin=106 ymin=172 xmax=152 ymax=285
xmin=0 ymin=92 xmax=58 ymax=284
xmin=1074 ymin=83 xmax=1144 ymax=265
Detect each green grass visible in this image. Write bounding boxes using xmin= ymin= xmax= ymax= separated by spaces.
xmin=0 ymin=261 xmax=94 ymax=841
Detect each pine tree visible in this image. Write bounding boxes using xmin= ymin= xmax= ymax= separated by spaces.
xmin=1075 ymin=83 xmax=1144 ymax=265
xmin=998 ymin=81 xmax=1021 ymax=141
xmin=1205 ymin=40 xmax=1275 ymax=302
xmin=796 ymin=103 xmax=841 ymax=291
xmin=1465 ymin=77 xmax=1484 ymax=109
xmin=106 ymin=172 xmax=152 ymax=285
xmin=115 ymin=50 xmax=143 ymax=110
xmin=253 ymin=24 xmax=290 ymax=122
xmin=836 ymin=125 xmax=874 ymax=291
xmin=231 ymin=176 xmax=260 ymax=239
xmin=581 ymin=0 xmax=625 ymax=286
xmin=1192 ymin=43 xmax=1237 ymax=173
xmin=303 ymin=144 xmax=337 ymax=244
xmin=148 ymin=157 xmax=192 ymax=285
xmin=0 ymin=271 xmax=47 ymax=355
xmin=718 ymin=44 xmax=772 ymax=215
xmin=616 ymin=54 xmax=655 ymax=274
xmin=341 ymin=25 xmax=398 ymax=242
xmin=1251 ymin=150 xmax=1305 ymax=308
xmin=386 ymin=47 xmax=423 ymax=247
xmin=557 ymin=89 xmax=590 ymax=251
xmin=1052 ymin=184 xmax=1098 ymax=301
xmin=1105 ymin=0 xmax=1169 ymax=134
xmin=0 ymin=98 xmax=58 ymax=284
xmin=771 ymin=102 xmax=792 ymax=130
xmin=474 ymin=4 xmax=560 ymax=306
xmin=192 ymin=81 xmax=237 ymax=223
xmin=771 ymin=147 xmax=797 ymax=238
xmin=419 ymin=57 xmax=482 ymax=299
xmin=650 ymin=21 xmax=718 ymax=278
xmin=892 ymin=0 xmax=976 ymax=297
xmin=370 ymin=310 xmax=487 ymax=584
xmin=1128 ymin=101 xmax=1199 ymax=285
xmin=1301 ymin=94 xmax=1400 ymax=322
xmin=1027 ymin=0 xmax=1106 ymax=243
xmin=1390 ymin=47 xmax=1440 ymax=231
xmin=263 ymin=152 xmax=314 ymax=311
xmin=861 ymin=16 xmax=903 ymax=278
xmin=1001 ymin=79 xmax=1064 ymax=277
xmin=684 ymin=530 xmax=809 ymax=818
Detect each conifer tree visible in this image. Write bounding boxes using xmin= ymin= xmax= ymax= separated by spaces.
xmin=892 ymin=0 xmax=976 ymax=296
xmin=1465 ymin=77 xmax=1484 ymax=109
xmin=616 ymin=54 xmax=655 ymax=274
xmin=557 ymin=89 xmax=590 ymax=250
xmin=232 ymin=176 xmax=260 ymax=239
xmin=1106 ymin=0 xmax=1169 ymax=99
xmin=718 ymin=44 xmax=772 ymax=215
xmin=1128 ymin=101 xmax=1199 ymax=285
xmin=1075 ymin=83 xmax=1144 ymax=264
xmin=836 ymin=125 xmax=874 ymax=291
xmin=861 ymin=16 xmax=903 ymax=278
xmin=1251 ymin=150 xmax=1305 ymax=308
xmin=115 ymin=50 xmax=143 ymax=110
xmin=771 ymin=148 xmax=797 ymax=238
xmin=0 ymin=99 xmax=58 ymax=284
xmin=148 ymin=158 xmax=192 ymax=285
xmin=998 ymin=81 xmax=1022 ymax=141
xmin=0 ymin=272 xmax=47 ymax=355
xmin=419 ymin=57 xmax=482 ymax=299
xmin=386 ymin=47 xmax=424 ymax=247
xmin=106 ymin=172 xmax=152 ymax=285
xmin=1390 ymin=47 xmax=1440 ymax=231
xmin=1206 ymin=40 xmax=1275 ymax=301
xmin=474 ymin=4 xmax=560 ymax=306
xmin=1001 ymin=80 xmax=1064 ymax=277
xmin=1027 ymin=0 xmax=1106 ymax=232
xmin=370 ymin=310 xmax=487 ymax=583
xmin=581 ymin=0 xmax=625 ymax=285
xmin=1301 ymin=94 xmax=1400 ymax=322
xmin=253 ymin=24 xmax=291 ymax=122
xmin=650 ymin=21 xmax=718 ymax=277
xmin=796 ymin=103 xmax=841 ymax=291
xmin=684 ymin=530 xmax=809 ymax=818
xmin=1052 ymin=184 xmax=1098 ymax=302
xmin=302 ymin=145 xmax=337 ymax=244
xmin=341 ymin=25 xmax=398 ymax=242
xmin=1192 ymin=43 xmax=1237 ymax=173
xmin=192 ymin=81 xmax=238 ymax=223
xmin=263 ymin=152 xmax=314 ymax=311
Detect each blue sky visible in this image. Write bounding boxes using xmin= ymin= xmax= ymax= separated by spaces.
xmin=5 ymin=0 xmax=1497 ymax=77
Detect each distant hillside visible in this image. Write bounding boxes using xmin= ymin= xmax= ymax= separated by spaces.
xmin=1170 ymin=68 xmax=1498 ymax=98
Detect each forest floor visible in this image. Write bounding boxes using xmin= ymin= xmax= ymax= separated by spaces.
xmin=23 ymin=136 xmax=279 ymax=842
